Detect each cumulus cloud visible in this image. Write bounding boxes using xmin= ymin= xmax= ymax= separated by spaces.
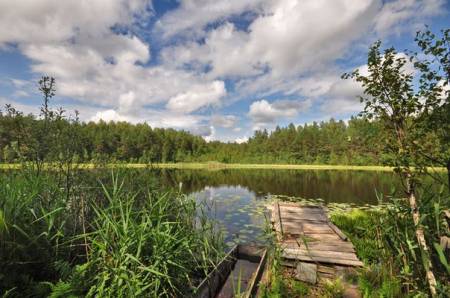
xmin=154 ymin=0 xmax=264 ymax=40
xmin=374 ymin=0 xmax=445 ymax=36
xmin=0 ymin=0 xmax=151 ymax=46
xmin=235 ymin=136 xmax=249 ymax=144
xmin=248 ymin=98 xmax=311 ymax=129
xmin=163 ymin=0 xmax=379 ymax=79
xmin=166 ymin=81 xmax=226 ymax=113
xmin=210 ymin=114 xmax=238 ymax=128
xmin=0 ymin=0 xmax=446 ymax=141
xmin=91 ymin=109 xmax=134 ymax=122
xmin=0 ymin=0 xmax=228 ymax=126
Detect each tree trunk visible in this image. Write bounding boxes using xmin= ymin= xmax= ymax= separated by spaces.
xmin=407 ymin=177 xmax=437 ymax=297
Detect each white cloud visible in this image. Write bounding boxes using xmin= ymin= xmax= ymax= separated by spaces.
xmin=0 ymin=0 xmax=151 ymax=46
xmin=166 ymin=80 xmax=226 ymax=113
xmin=248 ymin=98 xmax=311 ymax=129
xmin=154 ymin=0 xmax=264 ymax=40
xmin=163 ymin=0 xmax=379 ymax=79
xmin=0 ymin=0 xmax=446 ymax=141
xmin=91 ymin=109 xmax=133 ymax=122
xmin=90 ymin=107 xmax=216 ymax=140
xmin=0 ymin=0 xmax=227 ymax=128
xmin=235 ymin=136 xmax=249 ymax=144
xmin=210 ymin=114 xmax=238 ymax=128
xmin=374 ymin=0 xmax=445 ymax=36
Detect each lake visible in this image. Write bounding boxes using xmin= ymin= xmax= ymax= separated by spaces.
xmin=3 ymin=167 xmax=402 ymax=246
xmin=149 ymin=169 xmax=402 ymax=246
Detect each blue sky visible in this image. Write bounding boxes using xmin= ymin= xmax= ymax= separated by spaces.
xmin=0 ymin=0 xmax=449 ymax=142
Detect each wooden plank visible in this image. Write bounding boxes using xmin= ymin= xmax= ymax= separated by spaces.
xmin=279 ymin=207 xmax=326 ymax=214
xmin=280 ymin=215 xmax=328 ymax=223
xmin=282 ymin=248 xmax=360 ymax=261
xmin=281 ymin=251 xmax=363 ymax=267
xmin=280 ymin=210 xmax=326 ymax=218
xmin=281 ymin=221 xmax=331 ymax=229
xmin=273 ymin=203 xmax=363 ymax=268
xmin=317 ymin=265 xmax=336 ymax=275
xmin=243 ymin=248 xmax=267 ymax=298
xmin=281 ymin=242 xmax=355 ymax=253
xmin=273 ymin=202 xmax=283 ymax=241
xmin=302 ymin=233 xmax=342 ymax=241
xmin=275 ymin=214 xmax=328 ymax=222
xmin=327 ymin=221 xmax=348 ymax=241
xmin=280 ymin=222 xmax=333 ymax=233
xmin=278 ymin=202 xmax=323 ymax=208
xmin=283 ymin=227 xmax=335 ymax=235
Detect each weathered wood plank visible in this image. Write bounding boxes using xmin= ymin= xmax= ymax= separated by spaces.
xmin=278 ymin=202 xmax=323 ymax=208
xmin=280 ymin=222 xmax=333 ymax=233
xmin=281 ymin=242 xmax=355 ymax=253
xmin=272 ymin=203 xmax=363 ymax=268
xmin=273 ymin=202 xmax=283 ymax=241
xmin=275 ymin=214 xmax=328 ymax=222
xmin=282 ymin=248 xmax=360 ymax=261
xmin=281 ymin=251 xmax=364 ymax=267
xmin=317 ymin=265 xmax=336 ymax=275
xmin=279 ymin=206 xmax=325 ymax=214
xmin=327 ymin=221 xmax=348 ymax=241
xmin=302 ymin=233 xmax=342 ymax=241
xmin=280 ymin=211 xmax=326 ymax=217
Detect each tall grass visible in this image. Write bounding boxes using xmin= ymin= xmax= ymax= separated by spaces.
xmin=0 ymin=169 xmax=224 ymax=297
xmin=330 ymin=186 xmax=450 ymax=296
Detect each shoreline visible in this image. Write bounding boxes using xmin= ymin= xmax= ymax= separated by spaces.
xmin=0 ymin=162 xmax=446 ymax=172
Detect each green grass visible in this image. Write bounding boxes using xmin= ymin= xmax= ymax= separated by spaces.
xmin=0 ymin=170 xmax=224 ymax=297
xmin=1 ymin=162 xmax=446 ymax=172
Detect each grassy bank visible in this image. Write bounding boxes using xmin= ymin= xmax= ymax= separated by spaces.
xmin=0 ymin=162 xmax=447 ymax=172
xmin=0 ymin=169 xmax=224 ymax=297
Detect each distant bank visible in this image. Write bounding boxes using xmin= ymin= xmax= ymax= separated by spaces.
xmin=0 ymin=162 xmax=446 ymax=172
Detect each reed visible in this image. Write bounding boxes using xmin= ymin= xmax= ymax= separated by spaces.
xmin=0 ymin=170 xmax=224 ymax=297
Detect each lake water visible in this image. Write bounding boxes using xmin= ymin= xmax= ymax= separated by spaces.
xmin=150 ymin=169 xmax=402 ymax=246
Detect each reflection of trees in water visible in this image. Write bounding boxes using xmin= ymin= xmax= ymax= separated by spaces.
xmin=57 ymin=168 xmax=402 ymax=205
xmin=157 ymin=169 xmax=401 ymax=204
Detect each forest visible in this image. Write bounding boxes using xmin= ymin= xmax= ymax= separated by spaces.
xmin=0 ymin=107 xmax=394 ymax=166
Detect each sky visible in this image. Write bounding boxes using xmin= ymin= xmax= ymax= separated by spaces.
xmin=0 ymin=0 xmax=449 ymax=143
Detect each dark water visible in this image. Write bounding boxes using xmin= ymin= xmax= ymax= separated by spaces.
xmin=155 ymin=169 xmax=400 ymax=204
xmin=149 ymin=169 xmax=402 ymax=246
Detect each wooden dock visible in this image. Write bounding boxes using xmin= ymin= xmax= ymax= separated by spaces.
xmin=270 ymin=202 xmax=363 ymax=284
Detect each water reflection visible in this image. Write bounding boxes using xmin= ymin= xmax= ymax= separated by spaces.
xmin=155 ymin=168 xmax=402 ymax=246
xmin=158 ymin=169 xmax=401 ymax=204
xmin=193 ymin=185 xmax=267 ymax=246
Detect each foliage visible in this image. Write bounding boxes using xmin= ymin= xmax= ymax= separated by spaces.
xmin=412 ymin=28 xmax=450 ymax=189
xmin=0 ymin=104 xmax=392 ymax=166
xmin=0 ymin=170 xmax=224 ymax=297
xmin=330 ymin=209 xmax=380 ymax=264
xmin=343 ymin=27 xmax=450 ymax=296
xmin=330 ymin=187 xmax=450 ymax=296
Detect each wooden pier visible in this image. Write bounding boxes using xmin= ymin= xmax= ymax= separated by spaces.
xmin=270 ymin=202 xmax=363 ymax=284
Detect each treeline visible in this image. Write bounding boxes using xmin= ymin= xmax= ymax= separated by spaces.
xmin=1 ymin=103 xmax=389 ymax=165
xmin=204 ymin=119 xmax=386 ymax=165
